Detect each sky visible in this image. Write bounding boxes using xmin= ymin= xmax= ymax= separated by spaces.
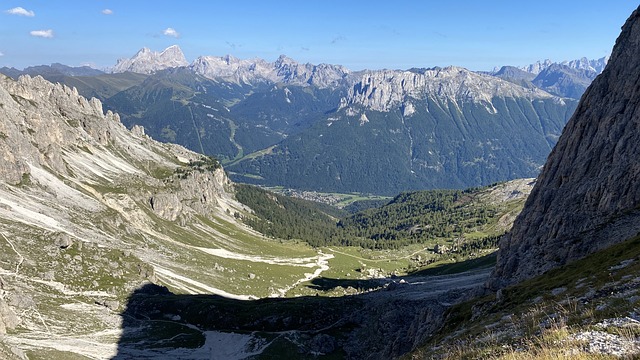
xmin=0 ymin=1 xmax=638 ymax=71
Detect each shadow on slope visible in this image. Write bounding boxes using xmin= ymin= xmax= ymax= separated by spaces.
xmin=110 ymin=255 xmax=495 ymax=359
xmin=110 ymin=283 xmax=364 ymax=359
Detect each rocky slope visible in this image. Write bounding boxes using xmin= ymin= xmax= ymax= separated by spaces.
xmin=0 ymin=73 xmax=337 ymax=358
xmin=490 ymin=6 xmax=640 ymax=288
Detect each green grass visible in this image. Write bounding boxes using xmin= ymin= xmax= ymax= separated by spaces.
xmin=411 ymin=234 xmax=640 ymax=359
xmin=26 ymin=350 xmax=93 ymax=360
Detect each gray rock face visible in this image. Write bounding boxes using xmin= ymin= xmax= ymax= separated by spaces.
xmin=490 ymin=6 xmax=640 ymax=288
xmin=0 ymin=74 xmax=120 ymax=184
xmin=342 ymin=66 xmax=558 ymax=113
xmin=0 ymin=298 xmax=19 ymax=334
xmin=149 ymin=193 xmax=182 ymax=221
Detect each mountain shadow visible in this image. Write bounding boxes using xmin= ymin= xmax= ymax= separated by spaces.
xmin=111 ymin=265 xmax=490 ymax=359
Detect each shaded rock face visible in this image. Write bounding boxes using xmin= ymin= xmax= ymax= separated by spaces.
xmin=490 ymin=6 xmax=640 ymax=288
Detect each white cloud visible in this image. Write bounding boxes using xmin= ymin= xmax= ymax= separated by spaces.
xmin=6 ymin=7 xmax=35 ymax=17
xmin=0 ymin=51 xmax=4 ymax=57
xmin=163 ymin=27 xmax=179 ymax=38
xmin=30 ymin=29 xmax=54 ymax=38
xmin=102 ymin=9 xmax=113 ymax=15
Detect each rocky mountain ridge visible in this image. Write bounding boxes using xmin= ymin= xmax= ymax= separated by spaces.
xmin=0 ymin=73 xmax=343 ymax=357
xmin=111 ymin=45 xmax=606 ymax=97
xmin=0 ymin=47 xmax=584 ymax=195
xmin=190 ymin=54 xmax=351 ymax=87
xmin=112 ymin=45 xmax=189 ymax=74
xmin=490 ymin=7 xmax=640 ymax=288
xmin=516 ymin=56 xmax=609 ymax=75
xmin=341 ymin=66 xmax=559 ymax=113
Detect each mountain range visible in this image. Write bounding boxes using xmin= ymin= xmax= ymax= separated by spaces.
xmin=0 ymin=48 xmax=607 ymax=195
xmin=1 ymin=4 xmax=640 ymax=358
xmin=0 ymin=71 xmax=534 ymax=359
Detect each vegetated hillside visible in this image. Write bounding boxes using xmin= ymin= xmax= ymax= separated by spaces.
xmin=229 ymin=87 xmax=576 ymax=194
xmin=101 ymin=68 xmax=344 ymax=162
xmin=235 ymin=179 xmax=533 ymax=254
xmin=234 ymin=184 xmax=345 ymax=242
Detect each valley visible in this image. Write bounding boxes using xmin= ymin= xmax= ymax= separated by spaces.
xmin=0 ymin=73 xmax=533 ymax=359
xmin=1 ymin=4 xmax=640 ymax=358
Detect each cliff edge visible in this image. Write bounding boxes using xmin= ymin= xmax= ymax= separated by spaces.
xmin=490 ymin=6 xmax=640 ymax=288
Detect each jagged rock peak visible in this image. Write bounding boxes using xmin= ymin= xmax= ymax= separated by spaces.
xmin=0 ymin=72 xmax=236 ymax=220
xmin=517 ymin=56 xmax=609 ymax=75
xmin=113 ymin=45 xmax=189 ymax=74
xmin=190 ymin=54 xmax=350 ymax=88
xmin=489 ymin=6 xmax=640 ymax=288
xmin=342 ymin=66 xmax=556 ymax=112
xmin=0 ymin=74 xmax=122 ymax=183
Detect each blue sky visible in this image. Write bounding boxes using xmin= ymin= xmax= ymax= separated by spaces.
xmin=1 ymin=1 xmax=638 ymax=71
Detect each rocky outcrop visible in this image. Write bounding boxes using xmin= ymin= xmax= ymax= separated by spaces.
xmin=0 ymin=74 xmax=121 ymax=184
xmin=0 ymin=298 xmax=19 ymax=334
xmin=490 ymin=6 xmax=640 ymax=288
xmin=342 ymin=66 xmax=558 ymax=113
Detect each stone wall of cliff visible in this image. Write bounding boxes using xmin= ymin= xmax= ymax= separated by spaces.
xmin=490 ymin=6 xmax=640 ymax=288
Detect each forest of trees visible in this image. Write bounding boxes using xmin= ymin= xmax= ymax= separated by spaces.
xmin=235 ymin=184 xmax=507 ymax=252
xmin=234 ymin=184 xmax=343 ymax=242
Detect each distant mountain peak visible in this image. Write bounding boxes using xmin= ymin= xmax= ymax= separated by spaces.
xmin=519 ymin=56 xmax=609 ymax=75
xmin=190 ymin=53 xmax=349 ymax=88
xmin=113 ymin=45 xmax=188 ymax=74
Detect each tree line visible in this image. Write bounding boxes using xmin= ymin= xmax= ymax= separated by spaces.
xmin=234 ymin=184 xmax=507 ymax=253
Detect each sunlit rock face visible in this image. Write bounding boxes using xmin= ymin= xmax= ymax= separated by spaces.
xmin=490 ymin=6 xmax=640 ymax=288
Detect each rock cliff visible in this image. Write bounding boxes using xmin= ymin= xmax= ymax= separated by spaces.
xmin=490 ymin=6 xmax=640 ymax=288
xmin=341 ymin=66 xmax=559 ymax=113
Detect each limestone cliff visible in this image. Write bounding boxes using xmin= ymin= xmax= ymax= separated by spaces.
xmin=490 ymin=6 xmax=640 ymax=288
xmin=342 ymin=66 xmax=559 ymax=113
